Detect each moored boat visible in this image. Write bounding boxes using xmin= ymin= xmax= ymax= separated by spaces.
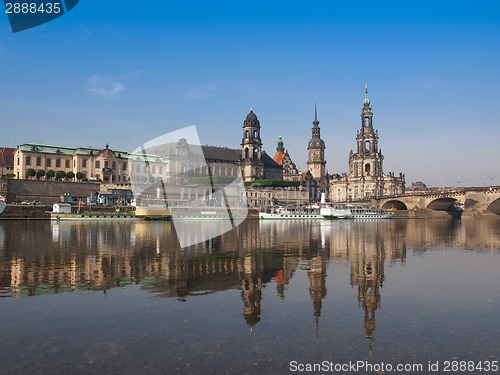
xmin=0 ymin=195 xmax=6 ymax=215
xmin=259 ymin=205 xmax=323 ymax=220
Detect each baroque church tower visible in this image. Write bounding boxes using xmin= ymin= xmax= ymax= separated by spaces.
xmin=241 ymin=107 xmax=264 ymax=181
xmin=307 ymin=99 xmax=326 ymax=180
xmin=349 ymin=85 xmax=384 ymax=181
xmin=329 ymin=86 xmax=405 ymax=202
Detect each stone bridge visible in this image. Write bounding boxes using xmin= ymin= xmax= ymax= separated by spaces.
xmin=370 ymin=186 xmax=500 ymax=216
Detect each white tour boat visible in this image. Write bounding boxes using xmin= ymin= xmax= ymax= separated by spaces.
xmin=259 ymin=205 xmax=323 ymax=220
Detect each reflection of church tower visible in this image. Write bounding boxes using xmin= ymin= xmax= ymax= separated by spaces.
xmin=350 ymin=242 xmax=384 ymax=353
xmin=241 ymin=107 xmax=264 ymax=181
xmin=240 ymin=256 xmax=263 ymax=333
xmin=308 ymin=252 xmax=327 ymax=338
xmin=307 ymin=99 xmax=326 ymax=180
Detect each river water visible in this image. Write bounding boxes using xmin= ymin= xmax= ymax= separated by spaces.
xmin=0 ymin=218 xmax=499 ymax=374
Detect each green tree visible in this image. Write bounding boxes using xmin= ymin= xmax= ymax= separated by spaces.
xmin=26 ymin=168 xmax=36 ymax=179
xmin=56 ymin=170 xmax=66 ymax=180
xmin=37 ymin=169 xmax=45 ymax=179
xmin=67 ymin=171 xmax=75 ymax=180
xmin=47 ymin=170 xmax=55 ymax=179
xmin=149 ymin=176 xmax=156 ymax=183
xmin=141 ymin=176 xmax=148 ymax=183
xmin=131 ymin=175 xmax=140 ymax=182
xmin=76 ymin=172 xmax=84 ymax=181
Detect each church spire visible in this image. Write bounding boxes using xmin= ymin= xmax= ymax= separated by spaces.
xmin=363 ymin=84 xmax=371 ymax=108
xmin=313 ymin=97 xmax=319 ymax=128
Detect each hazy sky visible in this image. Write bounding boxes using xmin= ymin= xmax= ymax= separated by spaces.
xmin=1 ymin=1 xmax=499 ymax=187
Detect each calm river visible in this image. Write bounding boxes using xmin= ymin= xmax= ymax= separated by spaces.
xmin=1 ymin=218 xmax=499 ymax=374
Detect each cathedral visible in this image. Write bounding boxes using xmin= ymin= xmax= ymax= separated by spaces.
xmin=329 ymin=86 xmax=405 ymax=201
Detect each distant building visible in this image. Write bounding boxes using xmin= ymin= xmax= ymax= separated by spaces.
xmin=329 ymin=87 xmax=405 ymax=201
xmin=407 ymin=181 xmax=427 ymax=192
xmin=272 ymin=135 xmax=300 ymax=181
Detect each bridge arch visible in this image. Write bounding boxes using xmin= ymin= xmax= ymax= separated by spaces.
xmin=486 ymin=198 xmax=500 ymax=216
xmin=382 ymin=200 xmax=408 ymax=210
xmin=426 ymin=197 xmax=457 ymax=211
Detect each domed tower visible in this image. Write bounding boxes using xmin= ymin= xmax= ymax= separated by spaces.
xmin=348 ymin=86 xmax=384 ymax=187
xmin=241 ymin=107 xmax=263 ymax=181
xmin=307 ymin=99 xmax=326 ymax=180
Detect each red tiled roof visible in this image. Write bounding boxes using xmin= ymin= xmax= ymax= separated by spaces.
xmin=273 ymin=151 xmax=285 ymax=165
xmin=301 ymin=171 xmax=315 ymax=181
xmin=0 ymin=147 xmax=15 ymax=165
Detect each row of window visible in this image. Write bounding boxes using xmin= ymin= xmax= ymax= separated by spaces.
xmin=23 ymin=156 xmax=127 ymax=171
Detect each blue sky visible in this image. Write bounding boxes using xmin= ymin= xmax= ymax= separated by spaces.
xmin=1 ymin=1 xmax=499 ymax=187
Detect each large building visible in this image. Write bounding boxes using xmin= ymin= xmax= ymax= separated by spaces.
xmin=329 ymin=87 xmax=405 ymax=201
xmin=12 ymin=108 xmax=282 ymax=185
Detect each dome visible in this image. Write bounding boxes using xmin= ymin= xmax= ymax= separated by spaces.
xmin=363 ymin=97 xmax=370 ymax=107
xmin=245 ymin=107 xmax=258 ymax=122
xmin=308 ymin=138 xmax=325 ymax=149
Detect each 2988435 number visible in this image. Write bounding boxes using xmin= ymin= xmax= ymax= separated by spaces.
xmin=5 ymin=2 xmax=62 ymax=14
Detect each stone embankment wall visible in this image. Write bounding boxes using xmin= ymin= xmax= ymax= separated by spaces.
xmin=2 ymin=178 xmax=100 ymax=205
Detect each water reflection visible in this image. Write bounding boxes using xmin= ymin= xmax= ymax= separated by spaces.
xmin=1 ymin=218 xmax=500 ymax=337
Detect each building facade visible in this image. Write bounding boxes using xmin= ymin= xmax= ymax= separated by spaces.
xmin=329 ymin=87 xmax=405 ymax=201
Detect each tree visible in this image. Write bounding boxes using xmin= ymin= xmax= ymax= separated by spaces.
xmin=149 ymin=176 xmax=156 ymax=183
xmin=140 ymin=176 xmax=148 ymax=183
xmin=56 ymin=170 xmax=66 ymax=180
xmin=76 ymin=172 xmax=84 ymax=181
xmin=47 ymin=170 xmax=55 ymax=179
xmin=67 ymin=171 xmax=75 ymax=180
xmin=37 ymin=169 xmax=45 ymax=179
xmin=26 ymin=168 xmax=36 ymax=179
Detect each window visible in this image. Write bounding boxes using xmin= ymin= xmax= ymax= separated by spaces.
xmin=95 ymin=161 xmax=100 ymax=169
xmin=47 ymin=158 xmax=51 ymax=167
xmin=159 ymin=166 xmax=162 ymax=174
xmin=365 ymin=117 xmax=369 ymax=127
xmin=152 ymin=166 xmax=156 ymax=174
xmin=136 ymin=165 xmax=140 ymax=173
xmin=365 ymin=141 xmax=370 ymax=152
xmin=123 ymin=162 xmax=127 ymax=171
xmin=105 ymin=161 xmax=109 ymax=169
xmin=365 ymin=163 xmax=371 ymax=173
xmin=143 ymin=166 xmax=147 ymax=173
xmin=82 ymin=159 xmax=87 ymax=168
xmin=36 ymin=157 xmax=41 ymax=166
xmin=17 ymin=157 xmax=20 ymax=166
xmin=26 ymin=156 xmax=31 ymax=166
xmin=65 ymin=160 xmax=70 ymax=168
xmin=112 ymin=162 xmax=116 ymax=170
xmin=245 ymin=148 xmax=249 ymax=159
xmin=56 ymin=158 xmax=60 ymax=168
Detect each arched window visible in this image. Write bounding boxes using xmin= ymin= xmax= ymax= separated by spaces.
xmin=365 ymin=117 xmax=369 ymax=127
xmin=253 ymin=149 xmax=257 ymax=160
xmin=365 ymin=141 xmax=370 ymax=152
xmin=245 ymin=148 xmax=249 ymax=159
xmin=245 ymin=130 xmax=249 ymax=138
xmin=365 ymin=163 xmax=371 ymax=173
